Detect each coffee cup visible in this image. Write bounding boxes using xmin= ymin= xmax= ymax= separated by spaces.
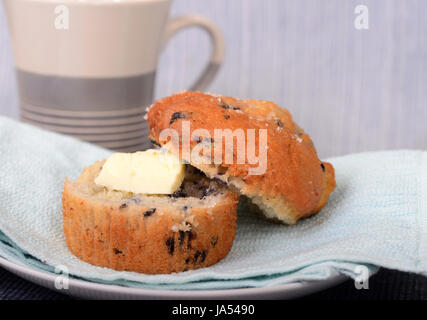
xmin=4 ymin=0 xmax=225 ymax=151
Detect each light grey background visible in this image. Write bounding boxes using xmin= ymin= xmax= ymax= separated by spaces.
xmin=0 ymin=0 xmax=426 ymax=158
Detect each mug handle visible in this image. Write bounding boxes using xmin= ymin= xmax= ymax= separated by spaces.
xmin=162 ymin=15 xmax=225 ymax=92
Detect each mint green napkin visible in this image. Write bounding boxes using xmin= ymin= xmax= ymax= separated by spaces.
xmin=0 ymin=116 xmax=426 ymax=290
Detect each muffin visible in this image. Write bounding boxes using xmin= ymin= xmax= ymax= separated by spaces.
xmin=147 ymin=91 xmax=336 ymax=224
xmin=62 ymin=161 xmax=239 ymax=274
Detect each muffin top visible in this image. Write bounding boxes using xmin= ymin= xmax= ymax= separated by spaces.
xmin=147 ymin=91 xmax=336 ymax=224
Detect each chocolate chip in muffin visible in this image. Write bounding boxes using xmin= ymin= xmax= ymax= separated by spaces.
xmin=144 ymin=208 xmax=156 ymax=217
xmin=224 ymin=114 xmax=230 ymax=119
xmin=275 ymin=119 xmax=284 ymax=127
xmin=176 ymin=229 xmax=195 ymax=248
xmin=113 ymin=248 xmax=123 ymax=255
xmin=187 ymin=231 xmax=196 ymax=249
xmin=200 ymin=250 xmax=207 ymax=263
xmin=194 ymin=250 xmax=201 ymax=263
xmin=218 ymin=101 xmax=240 ymax=111
xmin=169 ymin=190 xmax=188 ymax=198
xmin=221 ymin=105 xmax=240 ymax=111
xmin=295 ymin=127 xmax=304 ymax=137
xmin=199 ymin=185 xmax=208 ymax=198
xmin=166 ymin=237 xmax=175 ymax=255
xmin=320 ymin=163 xmax=325 ymax=172
xmin=172 ymin=190 xmax=188 ymax=198
xmin=199 ymin=185 xmax=214 ymax=199
xmin=169 ymin=111 xmax=188 ymax=125
xmin=210 ymin=236 xmax=219 ymax=247
xmin=193 ymin=136 xmax=214 ymax=145
xmin=192 ymin=136 xmax=202 ymax=143
xmin=121 ymin=197 xmax=141 ymax=209
xmin=176 ymin=229 xmax=196 ymax=249
xmin=178 ymin=231 xmax=186 ymax=246
xmin=150 ymin=139 xmax=161 ymax=147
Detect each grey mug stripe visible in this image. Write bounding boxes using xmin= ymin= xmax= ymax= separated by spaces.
xmin=21 ymin=101 xmax=149 ymax=118
xmin=21 ymin=109 xmax=145 ymax=127
xmin=86 ymin=135 xmax=148 ymax=144
xmin=21 ymin=117 xmax=149 ymax=134
xmin=21 ymin=104 xmax=147 ymax=120
xmin=71 ymin=131 xmax=147 ymax=142
xmin=16 ymin=69 xmax=156 ymax=111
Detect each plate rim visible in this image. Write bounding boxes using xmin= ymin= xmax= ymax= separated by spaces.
xmin=0 ymin=255 xmax=348 ymax=300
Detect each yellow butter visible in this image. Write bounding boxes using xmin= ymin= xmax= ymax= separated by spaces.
xmin=94 ymin=149 xmax=185 ymax=195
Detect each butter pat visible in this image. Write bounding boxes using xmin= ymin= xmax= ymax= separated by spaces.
xmin=95 ymin=149 xmax=185 ymax=195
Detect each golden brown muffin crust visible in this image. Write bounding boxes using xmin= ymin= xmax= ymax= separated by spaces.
xmin=147 ymin=91 xmax=336 ymax=224
xmin=62 ymin=161 xmax=239 ymax=274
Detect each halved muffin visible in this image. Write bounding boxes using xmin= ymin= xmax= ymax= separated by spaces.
xmin=147 ymin=91 xmax=336 ymax=225
xmin=62 ymin=161 xmax=238 ymax=274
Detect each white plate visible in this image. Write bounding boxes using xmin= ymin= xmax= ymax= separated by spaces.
xmin=0 ymin=256 xmax=347 ymax=300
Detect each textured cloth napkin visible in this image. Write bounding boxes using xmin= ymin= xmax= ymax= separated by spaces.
xmin=0 ymin=116 xmax=426 ymax=290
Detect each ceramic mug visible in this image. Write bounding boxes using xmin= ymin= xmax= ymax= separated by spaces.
xmin=4 ymin=0 xmax=225 ymax=151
